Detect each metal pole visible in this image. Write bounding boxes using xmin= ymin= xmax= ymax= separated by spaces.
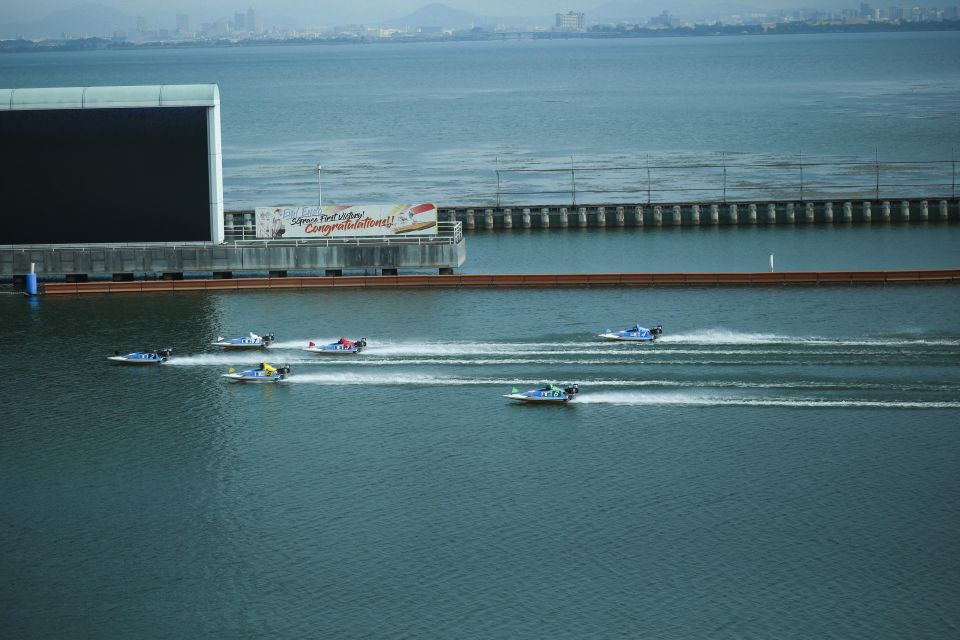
xmin=952 ymin=147 xmax=956 ymax=199
xmin=799 ymin=149 xmax=804 ymax=201
xmin=875 ymin=148 xmax=880 ymax=201
xmin=722 ymin=152 xmax=727 ymax=204
xmin=496 ymin=156 xmax=501 ymax=208
xmin=646 ymin=155 xmax=651 ymax=204
xmin=317 ymin=164 xmax=323 ymax=206
xmin=571 ymin=169 xmax=576 ymax=206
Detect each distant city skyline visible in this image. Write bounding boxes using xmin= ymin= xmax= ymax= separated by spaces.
xmin=5 ymin=0 xmax=959 ymax=25
xmin=2 ymin=1 xmax=959 ymax=40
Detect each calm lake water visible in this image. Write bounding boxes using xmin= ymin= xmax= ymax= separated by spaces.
xmin=2 ymin=34 xmax=960 ymax=638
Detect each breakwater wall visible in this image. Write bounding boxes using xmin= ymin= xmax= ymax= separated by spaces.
xmin=42 ymin=269 xmax=960 ymax=295
xmin=225 ymin=198 xmax=959 ymax=235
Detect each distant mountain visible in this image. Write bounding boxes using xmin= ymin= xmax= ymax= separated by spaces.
xmin=385 ymin=3 xmax=489 ymax=29
xmin=0 ymin=3 xmax=133 ymax=39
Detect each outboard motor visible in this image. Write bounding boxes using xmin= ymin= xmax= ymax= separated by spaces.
xmin=650 ymin=325 xmax=663 ymax=336
xmin=264 ymin=333 xmax=275 ymax=344
xmin=357 ymin=338 xmax=367 ymax=350
xmin=564 ymin=384 xmax=580 ymax=396
xmin=157 ymin=348 xmax=173 ymax=358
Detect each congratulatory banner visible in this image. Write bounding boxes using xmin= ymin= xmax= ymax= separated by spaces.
xmin=255 ymin=204 xmax=437 ymax=239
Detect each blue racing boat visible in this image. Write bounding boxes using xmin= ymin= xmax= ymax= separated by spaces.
xmin=222 ymin=362 xmax=291 ymax=383
xmin=303 ymin=337 xmax=367 ymax=355
xmin=211 ymin=332 xmax=275 ymax=350
xmin=108 ymin=348 xmax=173 ymax=365
xmin=598 ymin=324 xmax=663 ymax=342
xmin=504 ymin=383 xmax=580 ymax=404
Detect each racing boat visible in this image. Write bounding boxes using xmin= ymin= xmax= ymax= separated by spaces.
xmin=504 ymin=383 xmax=580 ymax=404
xmin=598 ymin=324 xmax=663 ymax=342
xmin=303 ymin=337 xmax=367 ymax=355
xmin=108 ymin=348 xmax=173 ymax=365
xmin=222 ymin=363 xmax=291 ymax=383
xmin=211 ymin=332 xmax=275 ymax=350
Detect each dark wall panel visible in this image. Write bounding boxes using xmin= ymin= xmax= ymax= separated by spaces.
xmin=0 ymin=107 xmax=211 ymax=244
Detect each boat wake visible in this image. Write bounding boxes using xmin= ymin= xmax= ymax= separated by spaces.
xmin=658 ymin=328 xmax=960 ymax=347
xmin=573 ymin=391 xmax=960 ymax=409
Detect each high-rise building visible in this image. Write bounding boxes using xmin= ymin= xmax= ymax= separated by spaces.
xmin=176 ymin=14 xmax=190 ymax=34
xmin=246 ymin=7 xmax=262 ymax=34
xmin=555 ymin=11 xmax=585 ymax=31
xmin=234 ymin=12 xmax=246 ymax=31
xmin=136 ymin=15 xmax=147 ymax=32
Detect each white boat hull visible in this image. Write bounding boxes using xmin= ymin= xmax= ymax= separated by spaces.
xmin=303 ymin=347 xmax=358 ymax=355
xmin=597 ymin=333 xmax=656 ymax=342
xmin=504 ymin=394 xmax=571 ymax=403
xmin=107 ymin=356 xmax=165 ymax=365
xmin=222 ymin=373 xmax=287 ymax=383
xmin=211 ymin=342 xmax=269 ymax=350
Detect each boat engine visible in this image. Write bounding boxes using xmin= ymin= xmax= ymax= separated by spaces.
xmin=650 ymin=325 xmax=663 ymax=336
xmin=564 ymin=384 xmax=580 ymax=396
xmin=357 ymin=338 xmax=367 ymax=349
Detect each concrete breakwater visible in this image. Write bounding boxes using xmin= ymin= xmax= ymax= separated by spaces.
xmin=431 ymin=198 xmax=958 ymax=230
xmin=225 ymin=198 xmax=959 ymax=235
xmin=42 ymin=269 xmax=960 ymax=295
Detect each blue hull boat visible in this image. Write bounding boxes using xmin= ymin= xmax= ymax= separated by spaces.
xmin=303 ymin=337 xmax=367 ymax=355
xmin=222 ymin=364 xmax=290 ymax=383
xmin=598 ymin=324 xmax=663 ymax=342
xmin=505 ymin=383 xmax=580 ymax=404
xmin=108 ymin=348 xmax=172 ymax=365
xmin=211 ymin=332 xmax=274 ymax=350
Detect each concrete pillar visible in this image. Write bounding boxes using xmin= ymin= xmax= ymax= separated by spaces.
xmin=805 ymin=202 xmax=815 ymax=224
xmin=634 ymin=206 xmax=644 ymax=227
xmin=766 ymin=203 xmax=776 ymax=224
xmin=728 ymin=203 xmax=738 ymax=225
xmin=577 ymin=207 xmax=587 ymax=227
xmin=381 ymin=268 xmax=398 ymax=276
xmin=785 ymin=203 xmax=795 ymax=224
xmin=213 ymin=271 xmax=234 ymax=279
xmin=843 ymin=202 xmax=853 ymax=223
xmin=447 ymin=209 xmax=458 ymax=223
xmin=559 ymin=207 xmax=569 ymax=228
xmin=863 ymin=201 xmax=872 ymax=223
xmin=881 ymin=201 xmax=891 ymax=222
xmin=691 ymin=204 xmax=701 ymax=225
xmin=522 ymin=208 xmax=531 ymax=228
xmin=747 ymin=203 xmax=757 ymax=224
xmin=672 ymin=205 xmax=682 ymax=225
xmin=615 ymin=206 xmax=625 ymax=227
xmin=919 ymin=200 xmax=928 ymax=222
xmin=65 ymin=273 xmax=88 ymax=283
xmin=653 ymin=205 xmax=663 ymax=226
xmin=466 ymin=209 xmax=476 ymax=230
xmin=324 ymin=269 xmax=342 ymax=277
xmin=597 ymin=207 xmax=607 ymax=227
xmin=163 ymin=272 xmax=184 ymax=280
xmin=824 ymin=202 xmax=834 ymax=223
xmin=541 ymin=207 xmax=550 ymax=229
xmin=112 ymin=273 xmax=134 ymax=282
xmin=503 ymin=208 xmax=513 ymax=229
xmin=709 ymin=204 xmax=719 ymax=225
xmin=484 ymin=208 xmax=494 ymax=230
xmin=900 ymin=201 xmax=910 ymax=222
xmin=939 ymin=200 xmax=949 ymax=222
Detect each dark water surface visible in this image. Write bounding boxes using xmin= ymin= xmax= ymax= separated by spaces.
xmin=2 ymin=285 xmax=959 ymax=638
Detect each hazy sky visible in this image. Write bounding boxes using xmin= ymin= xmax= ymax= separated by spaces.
xmin=0 ymin=1 xmax=849 ymax=25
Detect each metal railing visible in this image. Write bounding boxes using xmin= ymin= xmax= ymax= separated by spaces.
xmin=493 ymin=153 xmax=959 ymax=206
